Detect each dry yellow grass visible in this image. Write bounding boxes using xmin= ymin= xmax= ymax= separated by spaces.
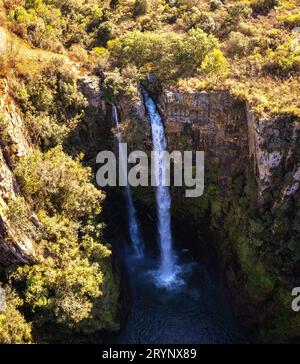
xmin=0 ymin=25 xmax=74 ymax=78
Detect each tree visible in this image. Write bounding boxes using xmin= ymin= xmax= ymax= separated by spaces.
xmin=133 ymin=0 xmax=149 ymax=17
xmin=0 ymin=287 xmax=32 ymax=344
xmin=108 ymin=29 xmax=220 ymax=81
xmin=15 ymin=146 xmax=104 ymax=220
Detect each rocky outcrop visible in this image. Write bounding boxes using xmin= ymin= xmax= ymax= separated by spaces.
xmin=246 ymin=103 xmax=300 ymax=202
xmin=66 ymin=76 xmax=111 ymax=161
xmin=78 ymin=76 xmax=104 ymax=109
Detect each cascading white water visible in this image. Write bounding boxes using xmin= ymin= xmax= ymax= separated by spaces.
xmin=112 ymin=105 xmax=143 ymax=257
xmin=141 ymin=88 xmax=176 ymax=285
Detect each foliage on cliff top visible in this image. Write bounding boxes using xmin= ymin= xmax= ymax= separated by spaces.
xmin=1 ymin=0 xmax=300 ymax=117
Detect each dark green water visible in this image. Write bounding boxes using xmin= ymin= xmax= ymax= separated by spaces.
xmin=109 ymin=248 xmax=245 ymax=344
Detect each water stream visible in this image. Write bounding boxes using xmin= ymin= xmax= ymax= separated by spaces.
xmin=141 ymin=87 xmax=177 ymax=286
xmin=112 ymin=104 xmax=144 ymax=257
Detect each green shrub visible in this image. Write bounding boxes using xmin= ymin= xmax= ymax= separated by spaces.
xmin=12 ymin=251 xmax=103 ymax=328
xmin=250 ymin=0 xmax=278 ymax=15
xmin=6 ymin=197 xmax=39 ymax=240
xmin=226 ymin=31 xmax=252 ymax=57
xmin=7 ymin=0 xmax=105 ymax=50
xmin=11 ymin=144 xmax=119 ymax=333
xmin=108 ymin=29 xmax=219 ymax=81
xmin=96 ymin=20 xmax=115 ymax=46
xmin=0 ymin=287 xmax=32 ymax=344
xmin=209 ymin=0 xmax=222 ymax=11
xmin=227 ymin=3 xmax=252 ymax=23
xmin=15 ymin=146 xmax=103 ymax=220
xmin=10 ymin=221 xmax=116 ymax=331
xmin=17 ymin=61 xmax=87 ymax=148
xmin=8 ymin=192 xmax=117 ymax=332
xmin=280 ymin=13 xmax=300 ymax=30
xmin=265 ymin=40 xmax=300 ymax=75
xmin=133 ymin=0 xmax=150 ymax=17
xmin=197 ymin=13 xmax=215 ymax=34
xmin=102 ymin=67 xmax=140 ymax=102
xmin=199 ymin=48 xmax=229 ymax=78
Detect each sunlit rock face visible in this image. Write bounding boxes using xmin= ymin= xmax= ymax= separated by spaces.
xmin=153 ymin=88 xmax=300 ymax=206
xmin=78 ymin=76 xmax=103 ymax=109
xmin=157 ymin=89 xmax=249 ymax=188
xmin=0 ymin=84 xmax=37 ymax=265
xmin=246 ymin=104 xmax=300 ymax=202
xmin=0 ymin=27 xmax=6 ymax=53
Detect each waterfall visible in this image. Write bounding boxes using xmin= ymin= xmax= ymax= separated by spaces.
xmin=112 ymin=105 xmax=143 ymax=258
xmin=141 ymin=87 xmax=176 ymax=285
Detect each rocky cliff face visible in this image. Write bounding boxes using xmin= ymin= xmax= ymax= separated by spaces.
xmin=157 ymin=89 xmax=249 ymax=187
xmin=0 ymin=81 xmax=37 ymax=265
xmin=67 ymin=76 xmax=112 ymax=162
xmin=155 ymin=88 xmax=300 ymax=208
xmin=246 ymin=104 xmax=300 ymax=203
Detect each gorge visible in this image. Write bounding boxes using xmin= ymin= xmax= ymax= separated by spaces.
xmin=0 ymin=0 xmax=300 ymax=345
xmin=1 ymin=71 xmax=299 ymax=343
xmin=106 ymin=89 xmax=245 ymax=342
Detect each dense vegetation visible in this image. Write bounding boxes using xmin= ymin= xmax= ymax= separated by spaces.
xmin=0 ymin=0 xmax=300 ymax=343
xmin=1 ymin=0 xmax=300 ymax=113
xmin=0 ymin=52 xmax=119 ymax=343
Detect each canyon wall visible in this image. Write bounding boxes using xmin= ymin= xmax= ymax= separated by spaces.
xmin=156 ymin=88 xmax=300 ymax=204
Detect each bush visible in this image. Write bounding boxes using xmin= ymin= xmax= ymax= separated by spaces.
xmin=0 ymin=287 xmax=32 ymax=344
xmin=15 ymin=146 xmax=103 ymax=220
xmin=250 ymin=0 xmax=278 ymax=15
xmin=197 ymin=13 xmax=215 ymax=34
xmin=96 ymin=21 xmax=115 ymax=46
xmin=7 ymin=0 xmax=105 ymax=51
xmin=10 ymin=217 xmax=116 ymax=331
xmin=280 ymin=13 xmax=300 ymax=30
xmin=101 ymin=67 xmax=140 ymax=102
xmin=225 ymin=31 xmax=252 ymax=57
xmin=108 ymin=29 xmax=220 ymax=81
xmin=11 ymin=145 xmax=119 ymax=333
xmin=133 ymin=0 xmax=149 ymax=17
xmin=16 ymin=61 xmax=87 ymax=148
xmin=227 ymin=3 xmax=252 ymax=23
xmin=265 ymin=40 xmax=300 ymax=75
xmin=199 ymin=48 xmax=229 ymax=79
xmin=6 ymin=197 xmax=40 ymax=240
xmin=12 ymin=250 xmax=103 ymax=328
xmin=209 ymin=0 xmax=222 ymax=11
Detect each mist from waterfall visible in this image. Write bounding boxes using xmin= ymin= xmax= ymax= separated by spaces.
xmin=112 ymin=105 xmax=144 ymax=258
xmin=141 ymin=87 xmax=177 ymax=286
